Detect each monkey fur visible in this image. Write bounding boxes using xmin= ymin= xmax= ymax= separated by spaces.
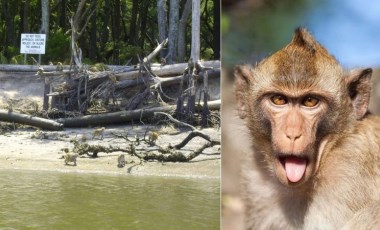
xmin=235 ymin=27 xmax=380 ymax=229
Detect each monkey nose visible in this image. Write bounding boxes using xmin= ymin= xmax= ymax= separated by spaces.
xmin=286 ymin=131 xmax=302 ymax=142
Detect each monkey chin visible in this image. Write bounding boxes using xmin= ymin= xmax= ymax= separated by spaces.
xmin=273 ymin=154 xmax=314 ymax=187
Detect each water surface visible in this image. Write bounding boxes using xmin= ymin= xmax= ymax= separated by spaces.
xmin=0 ymin=169 xmax=220 ymax=229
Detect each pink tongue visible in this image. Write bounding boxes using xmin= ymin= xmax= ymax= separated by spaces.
xmin=284 ymin=157 xmax=307 ymax=183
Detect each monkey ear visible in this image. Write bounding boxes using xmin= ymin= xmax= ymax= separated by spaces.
xmin=234 ymin=65 xmax=252 ymax=119
xmin=345 ymin=68 xmax=373 ymax=120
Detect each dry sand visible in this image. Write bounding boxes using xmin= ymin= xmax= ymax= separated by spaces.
xmin=0 ymin=124 xmax=220 ymax=179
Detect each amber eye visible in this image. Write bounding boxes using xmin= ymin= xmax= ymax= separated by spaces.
xmin=271 ymin=95 xmax=287 ymax=105
xmin=303 ymin=96 xmax=319 ymax=107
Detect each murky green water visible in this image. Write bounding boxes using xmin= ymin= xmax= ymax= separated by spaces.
xmin=0 ymin=169 xmax=220 ymax=230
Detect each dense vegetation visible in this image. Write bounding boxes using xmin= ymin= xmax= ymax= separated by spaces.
xmin=0 ymin=0 xmax=219 ymax=65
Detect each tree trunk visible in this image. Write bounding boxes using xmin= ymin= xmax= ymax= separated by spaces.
xmin=2 ymin=1 xmax=15 ymax=57
xmin=167 ymin=0 xmax=179 ymax=64
xmin=40 ymin=0 xmax=49 ymax=40
xmin=58 ymin=105 xmax=176 ymax=127
xmin=22 ymin=0 xmax=30 ymax=33
xmin=190 ymin=0 xmax=200 ymax=62
xmin=41 ymin=0 xmax=50 ymax=109
xmin=58 ymin=0 xmax=67 ymax=30
xmin=213 ymin=0 xmax=220 ymax=60
xmin=0 ymin=110 xmax=63 ymax=131
xmin=89 ymin=0 xmax=97 ymax=61
xmin=138 ymin=0 xmax=150 ymax=49
xmin=120 ymin=1 xmax=128 ymax=41
xmin=186 ymin=0 xmax=201 ymax=124
xmin=57 ymin=100 xmax=220 ymax=128
xmin=101 ymin=0 xmax=110 ymax=55
xmin=112 ymin=0 xmax=121 ymax=63
xmin=129 ymin=0 xmax=139 ymax=45
xmin=157 ymin=0 xmax=168 ymax=60
xmin=43 ymin=76 xmax=51 ymax=111
xmin=177 ymin=0 xmax=191 ymax=62
xmin=112 ymin=0 xmax=121 ymax=41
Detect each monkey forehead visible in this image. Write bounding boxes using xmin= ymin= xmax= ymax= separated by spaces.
xmin=250 ymin=48 xmax=344 ymax=95
xmin=252 ymin=60 xmax=343 ymax=93
xmin=250 ymin=27 xmax=345 ymax=90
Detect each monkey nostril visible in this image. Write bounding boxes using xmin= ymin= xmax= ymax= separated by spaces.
xmin=286 ymin=133 xmax=302 ymax=141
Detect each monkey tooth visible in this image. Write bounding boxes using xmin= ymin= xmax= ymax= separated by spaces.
xmin=283 ymin=157 xmax=307 ymax=183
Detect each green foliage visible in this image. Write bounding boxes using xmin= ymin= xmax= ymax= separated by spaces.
xmin=46 ymin=28 xmax=70 ymax=63
xmin=0 ymin=0 xmax=217 ymax=65
xmin=119 ymin=44 xmax=143 ymax=63
xmin=0 ymin=52 xmax=7 ymax=64
xmin=6 ymin=46 xmax=20 ymax=59
xmin=201 ymin=48 xmax=214 ymax=60
xmin=10 ymin=55 xmax=26 ymax=64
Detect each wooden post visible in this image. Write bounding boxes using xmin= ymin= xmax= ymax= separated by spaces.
xmin=201 ymin=70 xmax=210 ymax=127
xmin=43 ymin=76 xmax=50 ymax=110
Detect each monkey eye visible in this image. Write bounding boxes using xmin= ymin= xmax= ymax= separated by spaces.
xmin=302 ymin=96 xmax=319 ymax=107
xmin=271 ymin=95 xmax=288 ymax=105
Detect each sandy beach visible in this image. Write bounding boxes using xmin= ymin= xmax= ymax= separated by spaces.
xmin=0 ymin=124 xmax=220 ymax=179
xmin=0 ymin=73 xmax=220 ymax=179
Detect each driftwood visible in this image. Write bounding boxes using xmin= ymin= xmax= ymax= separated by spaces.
xmin=0 ymin=109 xmax=63 ymax=130
xmin=0 ymin=60 xmax=219 ymax=75
xmin=115 ymin=60 xmax=220 ymax=80
xmin=0 ymin=64 xmax=71 ymax=72
xmin=67 ymin=110 xmax=220 ymax=162
xmin=154 ymin=111 xmax=219 ymax=149
xmin=45 ymin=58 xmax=219 ymax=116
xmin=57 ymin=99 xmax=220 ymax=128
xmin=58 ymin=105 xmax=176 ymax=127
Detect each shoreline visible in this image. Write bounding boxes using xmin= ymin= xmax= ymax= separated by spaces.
xmin=0 ymin=166 xmax=220 ymax=180
xmin=0 ymin=125 xmax=220 ymax=180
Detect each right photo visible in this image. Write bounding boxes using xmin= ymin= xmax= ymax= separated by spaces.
xmin=221 ymin=0 xmax=380 ymax=229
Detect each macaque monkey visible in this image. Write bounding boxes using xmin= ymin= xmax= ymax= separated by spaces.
xmin=109 ymin=74 xmax=117 ymax=83
xmin=148 ymin=131 xmax=159 ymax=145
xmin=117 ymin=154 xmax=126 ymax=168
xmin=81 ymin=134 xmax=87 ymax=142
xmin=64 ymin=153 xmax=78 ymax=166
xmin=160 ymin=57 xmax=167 ymax=65
xmin=92 ymin=127 xmax=106 ymax=140
xmin=234 ymin=27 xmax=380 ymax=229
xmin=56 ymin=62 xmax=64 ymax=72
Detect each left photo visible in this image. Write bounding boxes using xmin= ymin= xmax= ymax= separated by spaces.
xmin=0 ymin=0 xmax=221 ymax=229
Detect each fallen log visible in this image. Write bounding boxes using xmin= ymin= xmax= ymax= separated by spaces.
xmin=57 ymin=100 xmax=220 ymax=127
xmin=0 ymin=64 xmax=71 ymax=72
xmin=0 ymin=110 xmax=63 ymax=130
xmin=113 ymin=68 xmax=220 ymax=90
xmin=115 ymin=60 xmax=220 ymax=80
xmin=57 ymin=105 xmax=176 ymax=127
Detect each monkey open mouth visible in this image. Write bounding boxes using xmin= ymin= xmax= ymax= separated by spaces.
xmin=278 ymin=156 xmax=308 ymax=183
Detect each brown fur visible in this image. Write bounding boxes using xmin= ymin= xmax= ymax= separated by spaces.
xmin=64 ymin=153 xmax=78 ymax=166
xmin=117 ymin=154 xmax=126 ymax=168
xmin=235 ymin=27 xmax=379 ymax=229
xmin=92 ymin=127 xmax=106 ymax=140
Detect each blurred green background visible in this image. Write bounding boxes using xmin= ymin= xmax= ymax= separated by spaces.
xmin=222 ymin=0 xmax=380 ymax=70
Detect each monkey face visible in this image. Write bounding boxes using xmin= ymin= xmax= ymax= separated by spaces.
xmin=235 ymin=28 xmax=373 ymax=188
xmin=260 ymin=92 xmax=330 ymax=186
xmin=234 ymin=28 xmax=351 ymax=188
